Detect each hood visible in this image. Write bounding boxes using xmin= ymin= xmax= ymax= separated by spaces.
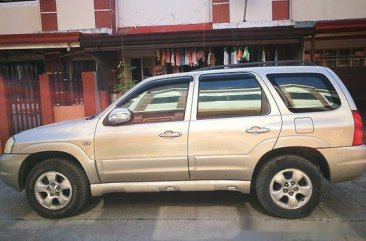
xmin=30 ymin=118 xmax=90 ymax=131
xmin=13 ymin=117 xmax=99 ymax=151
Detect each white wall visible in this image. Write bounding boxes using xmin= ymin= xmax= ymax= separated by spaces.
xmin=118 ymin=0 xmax=211 ymax=27
xmin=230 ymin=0 xmax=272 ymax=22
xmin=56 ymin=0 xmax=95 ymax=30
xmin=0 ymin=1 xmax=41 ymax=34
xmin=292 ymin=0 xmax=366 ymax=21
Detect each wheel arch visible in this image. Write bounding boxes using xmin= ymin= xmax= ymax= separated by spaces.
xmin=19 ymin=151 xmax=87 ymax=190
xmin=17 ymin=142 xmax=100 ymax=190
xmin=251 ymin=146 xmax=330 ymax=190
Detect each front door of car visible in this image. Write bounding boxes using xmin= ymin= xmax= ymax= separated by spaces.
xmin=188 ymin=72 xmax=282 ymax=181
xmin=95 ymin=76 xmax=193 ymax=183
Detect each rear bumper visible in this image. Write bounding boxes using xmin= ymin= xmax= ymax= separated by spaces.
xmin=0 ymin=154 xmax=29 ymax=191
xmin=318 ymin=145 xmax=366 ymax=183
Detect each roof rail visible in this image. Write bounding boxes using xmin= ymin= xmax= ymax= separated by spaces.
xmin=195 ymin=60 xmax=317 ymax=71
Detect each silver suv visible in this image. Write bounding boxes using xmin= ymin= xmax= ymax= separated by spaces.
xmin=1 ymin=64 xmax=365 ymax=219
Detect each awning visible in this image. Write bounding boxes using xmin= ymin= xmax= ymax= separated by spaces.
xmin=304 ymin=18 xmax=366 ymax=50
xmin=0 ymin=32 xmax=81 ymax=50
xmin=80 ymin=26 xmax=314 ymax=51
xmin=315 ymin=18 xmax=366 ymax=33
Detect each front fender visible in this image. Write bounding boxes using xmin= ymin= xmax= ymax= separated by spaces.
xmin=19 ymin=142 xmax=100 ymax=184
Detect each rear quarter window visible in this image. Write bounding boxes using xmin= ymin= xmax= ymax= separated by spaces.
xmin=267 ymin=73 xmax=341 ymax=113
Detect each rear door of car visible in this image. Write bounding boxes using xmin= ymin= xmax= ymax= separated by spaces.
xmin=188 ymin=71 xmax=282 ymax=180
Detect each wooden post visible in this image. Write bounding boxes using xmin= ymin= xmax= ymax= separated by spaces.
xmin=0 ymin=76 xmax=11 ymax=153
xmin=82 ymin=72 xmax=99 ymax=117
xmin=39 ymin=74 xmax=55 ymax=125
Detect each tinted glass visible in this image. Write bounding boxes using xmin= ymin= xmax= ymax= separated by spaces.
xmin=122 ymin=82 xmax=189 ymax=124
xmin=197 ymin=74 xmax=270 ymax=119
xmin=267 ymin=73 xmax=341 ymax=113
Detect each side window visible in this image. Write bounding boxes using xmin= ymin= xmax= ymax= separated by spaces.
xmin=197 ymin=73 xmax=270 ymax=119
xmin=267 ymin=73 xmax=341 ymax=113
xmin=121 ymin=81 xmax=190 ymax=124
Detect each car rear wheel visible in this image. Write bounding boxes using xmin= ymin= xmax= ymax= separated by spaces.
xmin=25 ymin=158 xmax=90 ymax=219
xmin=255 ymin=155 xmax=322 ymax=218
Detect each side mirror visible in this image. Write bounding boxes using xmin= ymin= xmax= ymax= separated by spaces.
xmin=108 ymin=108 xmax=133 ymax=124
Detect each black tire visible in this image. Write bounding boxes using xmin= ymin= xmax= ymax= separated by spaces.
xmin=25 ymin=158 xmax=90 ymax=219
xmin=255 ymin=155 xmax=322 ymax=219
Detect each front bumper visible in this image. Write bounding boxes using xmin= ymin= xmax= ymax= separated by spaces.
xmin=318 ymin=145 xmax=366 ymax=183
xmin=0 ymin=154 xmax=29 ymax=191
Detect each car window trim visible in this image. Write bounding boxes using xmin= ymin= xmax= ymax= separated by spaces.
xmin=115 ymin=76 xmax=193 ymax=108
xmin=196 ymin=72 xmax=271 ymax=120
xmin=266 ymin=72 xmax=342 ymax=113
xmin=103 ymin=76 xmax=193 ymax=126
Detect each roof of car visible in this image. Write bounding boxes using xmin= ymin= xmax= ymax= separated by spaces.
xmin=194 ymin=60 xmax=317 ymax=72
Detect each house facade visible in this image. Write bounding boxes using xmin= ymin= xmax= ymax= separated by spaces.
xmin=0 ymin=0 xmax=365 ymax=152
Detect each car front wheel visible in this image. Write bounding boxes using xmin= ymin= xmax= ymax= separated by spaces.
xmin=25 ymin=158 xmax=90 ymax=218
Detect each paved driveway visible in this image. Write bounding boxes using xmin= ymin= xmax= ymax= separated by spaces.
xmin=0 ymin=174 xmax=365 ymax=241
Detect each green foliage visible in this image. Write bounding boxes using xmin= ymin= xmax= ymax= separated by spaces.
xmin=114 ymin=61 xmax=137 ymax=93
xmin=114 ymin=79 xmax=136 ymax=93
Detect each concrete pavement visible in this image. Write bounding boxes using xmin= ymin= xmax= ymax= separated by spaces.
xmin=0 ymin=174 xmax=365 ymax=241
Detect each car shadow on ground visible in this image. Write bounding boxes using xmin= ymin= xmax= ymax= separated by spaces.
xmin=76 ymin=177 xmax=366 ymax=240
xmin=0 ymin=175 xmax=365 ymax=241
xmin=80 ymin=190 xmax=262 ymax=217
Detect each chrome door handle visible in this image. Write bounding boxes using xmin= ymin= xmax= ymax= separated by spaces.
xmin=246 ymin=126 xmax=270 ymax=134
xmin=159 ymin=130 xmax=182 ymax=139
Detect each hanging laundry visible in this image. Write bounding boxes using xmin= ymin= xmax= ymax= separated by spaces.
xmin=231 ymin=48 xmax=238 ymax=64
xmin=179 ymin=49 xmax=184 ymax=66
xmin=181 ymin=49 xmax=185 ymax=65
xmin=261 ymin=48 xmax=266 ymax=62
xmin=207 ymin=49 xmax=212 ymax=66
xmin=165 ymin=49 xmax=171 ymax=64
xmin=196 ymin=49 xmax=202 ymax=61
xmin=236 ymin=47 xmax=243 ymax=62
xmin=181 ymin=49 xmax=185 ymax=66
xmin=192 ymin=49 xmax=198 ymax=67
xmin=185 ymin=49 xmax=190 ymax=66
xmin=171 ymin=49 xmax=175 ymax=66
xmin=175 ymin=49 xmax=181 ymax=67
xmin=156 ymin=50 xmax=161 ymax=62
xmin=210 ymin=52 xmax=216 ymax=66
xmin=197 ymin=49 xmax=205 ymax=62
xmin=243 ymin=46 xmax=250 ymax=61
xmin=186 ymin=49 xmax=190 ymax=66
xmin=189 ymin=49 xmax=194 ymax=67
xmin=224 ymin=47 xmax=230 ymax=65
xmin=184 ymin=49 xmax=190 ymax=65
xmin=161 ymin=49 xmax=166 ymax=65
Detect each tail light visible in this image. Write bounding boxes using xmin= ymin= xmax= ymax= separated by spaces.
xmin=352 ymin=111 xmax=364 ymax=146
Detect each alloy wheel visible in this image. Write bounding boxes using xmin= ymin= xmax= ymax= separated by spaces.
xmin=34 ymin=171 xmax=72 ymax=210
xmin=269 ymin=168 xmax=313 ymax=209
